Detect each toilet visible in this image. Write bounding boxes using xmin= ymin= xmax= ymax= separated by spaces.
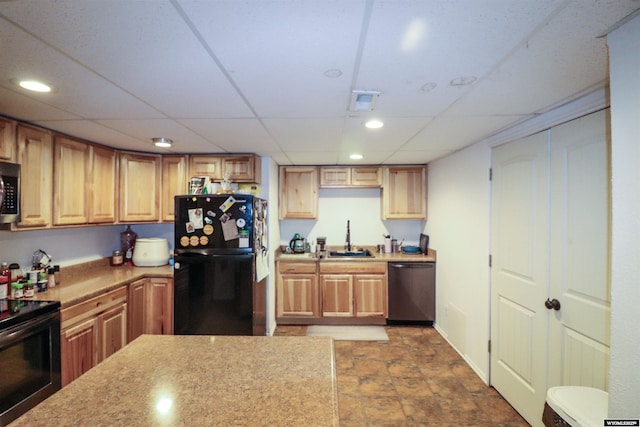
xmin=543 ymin=386 xmax=608 ymax=427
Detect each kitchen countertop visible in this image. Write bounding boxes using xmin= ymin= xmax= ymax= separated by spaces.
xmin=10 ymin=334 xmax=339 ymax=427
xmin=25 ymin=259 xmax=173 ymax=308
xmin=277 ymin=246 xmax=437 ymax=262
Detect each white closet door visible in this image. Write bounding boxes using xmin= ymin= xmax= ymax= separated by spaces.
xmin=490 ymin=131 xmax=550 ymax=426
xmin=548 ymin=110 xmax=611 ymax=389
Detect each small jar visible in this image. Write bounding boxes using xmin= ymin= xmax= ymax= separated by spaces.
xmin=11 ymin=282 xmax=23 ymax=299
xmin=0 ymin=276 xmax=8 ymax=299
xmin=48 ymin=267 xmax=56 ymax=289
xmin=111 ymin=250 xmax=124 ymax=267
xmin=23 ymin=281 xmax=35 ymax=298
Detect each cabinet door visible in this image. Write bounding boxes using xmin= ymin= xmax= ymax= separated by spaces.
xmin=61 ymin=317 xmax=98 ymax=387
xmin=351 ymin=167 xmax=381 ymax=187
xmin=98 ymin=303 xmax=127 ymax=362
xmin=354 ymin=274 xmax=387 ymax=317
xmin=0 ymin=118 xmax=16 ymax=161
xmin=128 ymin=278 xmax=147 ymax=343
xmin=119 ymin=152 xmax=161 ymax=222
xmin=321 ymin=274 xmax=354 ymax=317
xmin=16 ymin=125 xmax=52 ymax=228
xmin=320 ymin=167 xmax=351 ymax=187
xmin=89 ymin=145 xmax=117 ymax=223
xmin=279 ymin=166 xmax=318 ymax=219
xmin=53 ymin=136 xmax=89 ymax=225
xmin=189 ymin=155 xmax=222 ymax=180
xmin=382 ymin=166 xmax=427 ymax=219
xmin=277 ymin=274 xmax=320 ymax=317
xmin=223 ymin=155 xmax=260 ymax=183
xmin=147 ymin=277 xmax=174 ymax=335
xmin=161 ymin=155 xmax=187 ymax=222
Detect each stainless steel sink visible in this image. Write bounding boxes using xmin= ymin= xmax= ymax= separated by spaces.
xmin=328 ymin=249 xmax=374 ymax=258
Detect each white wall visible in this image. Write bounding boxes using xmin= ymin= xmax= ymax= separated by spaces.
xmin=280 ymin=188 xmax=424 ymax=249
xmin=425 ymin=142 xmax=492 ymax=382
xmin=0 ymin=223 xmax=172 ymax=269
xmin=607 ymin=14 xmax=640 ymax=417
xmin=264 ymin=156 xmax=280 ymax=336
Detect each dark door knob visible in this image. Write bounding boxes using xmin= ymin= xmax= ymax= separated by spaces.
xmin=545 ymin=298 xmax=561 ymax=311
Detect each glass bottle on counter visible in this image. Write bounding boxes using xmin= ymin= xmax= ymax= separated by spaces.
xmin=120 ymin=225 xmax=138 ymax=266
xmin=0 ymin=261 xmax=10 ymax=284
xmin=0 ymin=276 xmax=8 ymax=299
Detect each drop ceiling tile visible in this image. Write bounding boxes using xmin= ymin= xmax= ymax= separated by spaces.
xmin=94 ymin=119 xmax=224 ymax=152
xmin=0 ymin=0 xmax=252 ymax=118
xmin=356 ymin=0 xmax=564 ymax=116
xmin=177 ymin=118 xmax=279 ymax=154
xmin=0 ymin=20 xmax=164 ymax=121
xmin=284 ymin=151 xmax=342 ymax=165
xmin=385 ymin=150 xmax=453 ymax=165
xmin=0 ymin=86 xmax=80 ymax=121
xmin=336 ymin=151 xmax=396 ymax=165
xmin=342 ymin=117 xmax=433 ymax=152
xmin=404 ymin=114 xmax=529 ymax=151
xmin=178 ymin=0 xmax=367 ymax=117
xmin=263 ymin=118 xmax=345 ymax=151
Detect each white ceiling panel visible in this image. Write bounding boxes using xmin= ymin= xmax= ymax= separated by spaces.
xmin=178 ymin=0 xmax=367 ymax=117
xmin=177 ymin=118 xmax=280 ymax=153
xmin=0 ymin=0 xmax=637 ymax=165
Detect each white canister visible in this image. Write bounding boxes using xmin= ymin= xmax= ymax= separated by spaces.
xmin=384 ymin=237 xmax=392 ymax=254
xmin=132 ymin=238 xmax=170 ymax=267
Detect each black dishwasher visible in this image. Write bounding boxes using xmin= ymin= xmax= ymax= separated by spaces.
xmin=388 ymin=262 xmax=435 ymax=325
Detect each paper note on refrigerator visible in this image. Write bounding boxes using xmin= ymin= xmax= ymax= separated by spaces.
xmin=221 ymin=218 xmax=239 ymax=241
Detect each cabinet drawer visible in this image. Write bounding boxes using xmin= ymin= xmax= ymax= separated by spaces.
xmin=319 ymin=262 xmax=387 ymax=274
xmin=61 ymin=286 xmax=128 ymax=328
xmin=278 ymin=261 xmax=317 ymax=274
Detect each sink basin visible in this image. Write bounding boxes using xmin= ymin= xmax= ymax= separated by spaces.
xmin=328 ymin=249 xmax=374 ymax=258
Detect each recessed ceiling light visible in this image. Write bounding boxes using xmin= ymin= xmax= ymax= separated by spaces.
xmin=365 ymin=120 xmax=384 ymax=129
xmin=350 ymin=153 xmax=363 ymax=160
xmin=17 ymin=80 xmax=53 ymax=93
xmin=152 ymin=137 xmax=173 ymax=148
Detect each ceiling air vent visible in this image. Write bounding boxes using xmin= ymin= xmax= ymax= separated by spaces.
xmin=349 ymin=90 xmax=381 ymax=112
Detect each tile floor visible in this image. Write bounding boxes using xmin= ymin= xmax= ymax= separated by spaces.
xmin=274 ymin=325 xmax=529 ymax=426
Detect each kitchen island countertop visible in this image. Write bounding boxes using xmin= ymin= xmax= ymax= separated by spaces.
xmin=10 ymin=334 xmax=339 ymax=426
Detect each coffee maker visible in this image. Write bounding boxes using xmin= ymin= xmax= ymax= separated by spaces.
xmin=316 ymin=237 xmax=327 ymax=258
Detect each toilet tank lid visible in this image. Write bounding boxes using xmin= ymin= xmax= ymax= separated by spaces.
xmin=546 ymin=386 xmax=608 ymax=427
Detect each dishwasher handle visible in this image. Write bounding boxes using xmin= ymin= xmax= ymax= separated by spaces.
xmin=390 ymin=263 xmax=434 ymax=269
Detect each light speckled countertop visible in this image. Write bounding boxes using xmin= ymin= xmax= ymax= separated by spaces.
xmin=277 ymin=246 xmax=437 ymax=262
xmin=10 ymin=335 xmax=338 ymax=427
xmin=24 ymin=259 xmax=172 ymax=307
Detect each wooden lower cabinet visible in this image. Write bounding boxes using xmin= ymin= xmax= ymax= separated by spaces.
xmin=128 ymin=277 xmax=174 ymax=342
xmin=60 ymin=286 xmax=128 ymax=387
xmin=277 ymin=260 xmax=387 ymax=324
xmin=276 ymin=261 xmax=320 ymax=319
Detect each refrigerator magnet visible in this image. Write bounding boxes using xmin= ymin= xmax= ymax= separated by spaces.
xmin=180 ymin=236 xmax=190 ymax=247
xmin=190 ymin=236 xmax=200 ymax=246
xmin=185 ymin=222 xmax=195 ymax=233
xmin=219 ymin=196 xmax=236 ymax=213
xmin=188 ymin=208 xmax=204 ymax=229
xmin=203 ymin=224 xmax=214 ymax=235
xmin=236 ymin=218 xmax=246 ymax=228
xmin=199 ymin=236 xmax=209 ymax=245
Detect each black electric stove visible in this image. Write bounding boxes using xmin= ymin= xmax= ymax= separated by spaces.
xmin=0 ymin=299 xmax=61 ymax=330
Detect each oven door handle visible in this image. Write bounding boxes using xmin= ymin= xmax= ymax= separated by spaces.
xmin=0 ymin=311 xmax=59 ymax=346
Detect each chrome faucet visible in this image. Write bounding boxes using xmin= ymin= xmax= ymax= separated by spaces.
xmin=345 ymin=220 xmax=351 ymax=251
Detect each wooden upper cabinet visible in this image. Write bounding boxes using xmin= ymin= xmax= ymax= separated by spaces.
xmin=0 ymin=117 xmax=16 ymax=161
xmin=189 ymin=155 xmax=222 ymax=181
xmin=53 ymin=136 xmax=89 ymax=225
xmin=161 ymin=155 xmax=187 ymax=222
xmin=279 ymin=166 xmax=318 ymax=219
xmin=222 ymin=155 xmax=261 ymax=183
xmin=16 ymin=125 xmax=52 ymax=228
xmin=189 ymin=154 xmax=261 ymax=184
xmin=382 ymin=165 xmax=427 ymax=219
xmin=88 ymin=145 xmax=117 ymax=223
xmin=320 ymin=166 xmax=381 ymax=188
xmin=119 ymin=152 xmax=161 ymax=222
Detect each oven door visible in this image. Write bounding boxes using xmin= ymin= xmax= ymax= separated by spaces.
xmin=0 ymin=309 xmax=61 ymax=425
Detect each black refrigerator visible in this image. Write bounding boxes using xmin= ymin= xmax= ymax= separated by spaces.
xmin=173 ymin=194 xmax=268 ymax=336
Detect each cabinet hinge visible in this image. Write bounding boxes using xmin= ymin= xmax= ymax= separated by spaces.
xmin=489 ymin=168 xmax=493 ymax=181
xmin=489 ymin=254 xmax=492 ymax=267
xmin=488 ymin=340 xmax=491 ymax=353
